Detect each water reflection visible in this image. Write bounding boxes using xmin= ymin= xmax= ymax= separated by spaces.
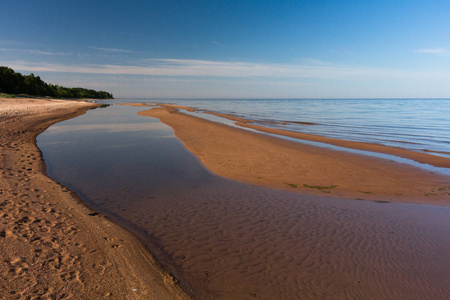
xmin=38 ymin=104 xmax=212 ymax=208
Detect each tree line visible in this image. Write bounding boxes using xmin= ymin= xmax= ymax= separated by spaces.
xmin=0 ymin=66 xmax=113 ymax=99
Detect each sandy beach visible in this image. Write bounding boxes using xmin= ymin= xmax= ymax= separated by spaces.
xmin=3 ymin=99 xmax=449 ymax=299
xmin=137 ymin=104 xmax=450 ymax=206
xmin=0 ymin=98 xmax=189 ymax=299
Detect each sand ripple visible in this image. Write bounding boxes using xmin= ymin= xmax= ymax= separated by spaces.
xmin=117 ymin=179 xmax=450 ymax=299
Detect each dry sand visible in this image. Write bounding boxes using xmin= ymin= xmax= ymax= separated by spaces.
xmin=137 ymin=104 xmax=450 ymax=205
xmin=0 ymin=98 xmax=190 ymax=299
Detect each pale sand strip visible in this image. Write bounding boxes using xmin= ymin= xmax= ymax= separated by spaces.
xmin=0 ymin=98 xmax=190 ymax=299
xmin=163 ymin=103 xmax=450 ymax=168
xmin=209 ymin=112 xmax=450 ymax=168
xmin=137 ymin=105 xmax=450 ymax=206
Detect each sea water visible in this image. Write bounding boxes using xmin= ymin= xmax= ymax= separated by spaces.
xmin=116 ymin=98 xmax=450 ymax=158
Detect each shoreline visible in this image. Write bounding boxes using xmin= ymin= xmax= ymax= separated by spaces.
xmin=0 ymin=98 xmax=190 ymax=299
xmin=134 ymin=104 xmax=450 ymax=206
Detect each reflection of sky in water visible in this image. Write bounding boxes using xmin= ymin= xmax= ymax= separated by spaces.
xmin=37 ymin=104 xmax=214 ymax=206
xmin=46 ymin=122 xmax=170 ymax=134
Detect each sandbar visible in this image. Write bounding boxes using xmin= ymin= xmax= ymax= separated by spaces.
xmin=137 ymin=104 xmax=450 ymax=206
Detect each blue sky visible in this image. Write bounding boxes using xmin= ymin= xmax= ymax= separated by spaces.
xmin=1 ymin=0 xmax=449 ymax=98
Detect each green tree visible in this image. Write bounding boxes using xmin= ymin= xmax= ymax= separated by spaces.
xmin=0 ymin=66 xmax=113 ymax=99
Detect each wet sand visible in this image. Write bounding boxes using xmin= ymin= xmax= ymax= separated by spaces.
xmin=137 ymin=105 xmax=450 ymax=206
xmin=0 ymin=98 xmax=189 ymax=299
xmin=129 ymin=180 xmax=450 ymax=299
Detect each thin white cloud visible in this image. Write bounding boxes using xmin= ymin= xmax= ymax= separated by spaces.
xmin=211 ymin=40 xmax=226 ymax=48
xmin=90 ymin=46 xmax=134 ymax=53
xmin=0 ymin=48 xmax=70 ymax=56
xmin=296 ymin=58 xmax=333 ymax=66
xmin=26 ymin=49 xmax=70 ymax=56
xmin=414 ymin=47 xmax=450 ymax=55
xmin=4 ymin=58 xmax=447 ymax=82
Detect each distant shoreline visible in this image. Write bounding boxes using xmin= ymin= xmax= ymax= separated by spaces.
xmin=0 ymin=92 xmax=114 ymax=101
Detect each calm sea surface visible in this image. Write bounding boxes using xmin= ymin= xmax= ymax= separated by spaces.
xmin=119 ymin=98 xmax=450 ymax=158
